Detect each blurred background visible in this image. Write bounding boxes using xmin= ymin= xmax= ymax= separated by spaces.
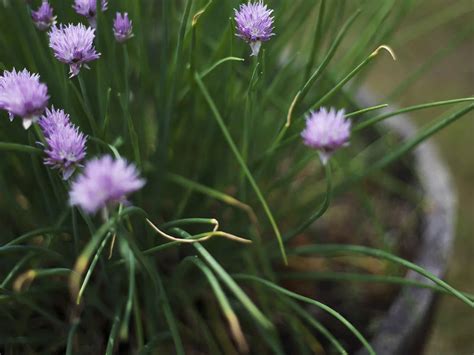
xmin=366 ymin=0 xmax=473 ymax=353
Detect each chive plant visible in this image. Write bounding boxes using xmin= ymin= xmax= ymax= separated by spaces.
xmin=0 ymin=1 xmax=472 ymax=354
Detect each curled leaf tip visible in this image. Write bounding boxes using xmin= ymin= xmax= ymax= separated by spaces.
xmin=146 ymin=218 xmax=251 ymax=244
xmin=371 ymin=45 xmax=397 ymax=61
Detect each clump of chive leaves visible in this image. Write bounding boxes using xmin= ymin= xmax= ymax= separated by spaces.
xmin=0 ymin=1 xmax=472 ymax=354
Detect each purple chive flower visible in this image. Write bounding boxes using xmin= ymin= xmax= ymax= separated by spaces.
xmin=0 ymin=69 xmax=49 ymax=129
xmin=301 ymin=108 xmax=351 ymax=165
xmin=73 ymin=0 xmax=108 ymax=28
xmin=39 ymin=108 xmax=86 ymax=180
xmin=234 ymin=0 xmax=275 ymax=56
xmin=38 ymin=107 xmax=71 ymax=137
xmin=44 ymin=123 xmax=87 ymax=180
xmin=113 ymin=12 xmax=133 ymax=43
xmin=31 ymin=1 xmax=56 ymax=31
xmin=69 ymin=155 xmax=145 ymax=214
xmin=48 ymin=24 xmax=101 ymax=78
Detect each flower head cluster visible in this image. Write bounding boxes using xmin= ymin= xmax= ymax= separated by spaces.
xmin=0 ymin=69 xmax=49 ymax=129
xmin=113 ymin=12 xmax=134 ymax=43
xmin=234 ymin=1 xmax=275 ymax=56
xmin=301 ymin=108 xmax=351 ymax=165
xmin=38 ymin=107 xmax=71 ymax=137
xmin=73 ymin=0 xmax=108 ymax=27
xmin=70 ymin=155 xmax=145 ymax=214
xmin=48 ymin=24 xmax=101 ymax=78
xmin=31 ymin=1 xmax=56 ymax=31
xmin=39 ymin=108 xmax=87 ymax=180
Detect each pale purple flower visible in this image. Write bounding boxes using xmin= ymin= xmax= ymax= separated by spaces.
xmin=39 ymin=107 xmax=87 ymax=179
xmin=301 ymin=108 xmax=351 ymax=165
xmin=38 ymin=107 xmax=71 ymax=137
xmin=48 ymin=24 xmax=101 ymax=78
xmin=44 ymin=123 xmax=87 ymax=180
xmin=31 ymin=1 xmax=56 ymax=31
xmin=70 ymin=155 xmax=145 ymax=214
xmin=234 ymin=1 xmax=275 ymax=56
xmin=0 ymin=69 xmax=49 ymax=129
xmin=113 ymin=12 xmax=133 ymax=43
xmin=73 ymin=0 xmax=108 ymax=28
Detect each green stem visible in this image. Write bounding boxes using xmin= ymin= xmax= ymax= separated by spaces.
xmin=141 ymin=242 xmax=179 ymax=256
xmin=284 ymin=298 xmax=347 ymax=355
xmin=133 ymin=289 xmax=144 ymax=349
xmin=280 ymin=271 xmax=474 ymax=301
xmin=71 ymin=208 xmax=79 ymax=255
xmin=65 ymin=320 xmax=79 ymax=355
xmin=187 ymin=257 xmax=249 ymax=353
xmin=101 ymin=87 xmax=112 ymax=139
xmin=1 ymin=254 xmax=34 ymax=288
xmin=76 ymin=232 xmax=113 ymax=304
xmin=161 ymin=218 xmax=217 ymax=230
xmin=291 ymin=245 xmax=474 ymax=307
xmin=0 ymin=142 xmax=42 ymax=155
xmin=345 ymin=104 xmax=388 ymax=118
xmin=363 ymin=103 xmax=474 ymax=176
xmin=5 ymin=227 xmax=65 ymax=246
xmin=71 ymin=207 xmax=145 ymax=303
xmin=353 ymin=97 xmax=474 ymax=132
xmin=193 ymin=242 xmax=273 ymax=330
xmin=155 ymin=270 xmax=185 ymax=355
xmin=301 ymin=8 xmax=362 ymax=102
xmin=105 ymin=304 xmax=123 ymax=355
xmin=241 ymin=57 xmax=260 ymax=196
xmin=77 ymin=75 xmax=99 ymax=136
xmin=172 ymin=228 xmax=274 ymax=330
xmin=121 ymin=45 xmax=141 ymax=168
xmin=119 ymin=243 xmax=136 ymax=340
xmin=235 ymin=274 xmax=375 ymax=355
xmin=165 ymin=172 xmax=257 ymax=223
xmin=195 ymin=74 xmax=288 ymax=264
xmin=304 ymin=0 xmax=326 ymax=80
xmin=309 ymin=45 xmax=395 ymax=111
xmin=157 ymin=0 xmax=192 ymax=179
xmin=284 ymin=162 xmax=332 ymax=242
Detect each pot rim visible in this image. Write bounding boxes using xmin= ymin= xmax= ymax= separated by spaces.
xmin=355 ymin=90 xmax=457 ymax=355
